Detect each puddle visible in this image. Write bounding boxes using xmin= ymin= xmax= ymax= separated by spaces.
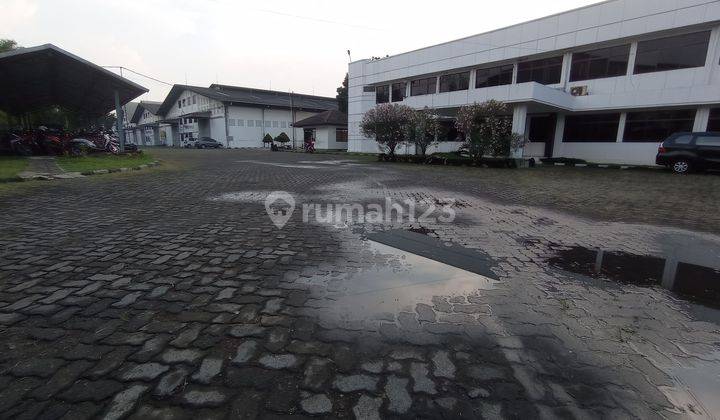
xmin=548 ymin=245 xmax=720 ymax=308
xmin=315 ymin=231 xmax=499 ymax=320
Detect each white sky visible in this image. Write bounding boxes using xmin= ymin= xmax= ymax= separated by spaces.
xmin=1 ymin=0 xmax=600 ymax=102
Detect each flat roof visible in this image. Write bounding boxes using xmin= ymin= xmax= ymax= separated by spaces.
xmin=0 ymin=44 xmax=148 ymax=116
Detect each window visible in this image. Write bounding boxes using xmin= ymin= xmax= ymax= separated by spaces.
xmin=182 ymin=99 xmax=186 ymax=106
xmin=192 ymin=95 xmax=197 ymax=104
xmin=336 ymin=128 xmax=348 ymax=142
xmin=248 ymin=120 xmax=254 ymax=127
xmin=570 ymin=45 xmax=630 ymax=81
xmin=228 ymin=119 xmax=236 ymax=126
xmin=517 ymin=56 xmax=563 ymax=85
xmin=708 ymin=108 xmax=720 ymax=132
xmin=363 ymin=86 xmax=376 ymax=93
xmin=439 ymin=72 xmax=470 ymax=93
xmin=669 ymin=134 xmax=693 ymax=145
xmin=255 ymin=120 xmax=262 ymax=127
xmin=563 ymin=113 xmax=621 ymax=142
xmin=376 ymin=85 xmax=390 ymax=104
xmin=476 ymin=65 xmax=513 ymax=88
xmin=634 ymin=31 xmax=711 ymax=74
xmin=410 ymin=77 xmax=437 ymax=96
xmin=177 ymin=100 xmax=182 ymax=108
xmin=695 ymin=135 xmax=720 ymax=146
xmin=281 ymin=121 xmax=287 ymax=129
xmin=391 ymin=82 xmax=406 ymax=102
xmin=264 ymin=121 xmax=271 ymax=128
xmin=273 ymin=121 xmax=279 ymax=128
xmin=623 ymin=109 xmax=696 ymax=142
xmin=238 ymin=119 xmax=244 ymax=127
xmin=438 ymin=120 xmax=465 ymax=142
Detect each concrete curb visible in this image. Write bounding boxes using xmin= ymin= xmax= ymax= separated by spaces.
xmin=542 ymin=161 xmax=663 ymax=171
xmin=3 ymin=160 xmax=161 ymax=183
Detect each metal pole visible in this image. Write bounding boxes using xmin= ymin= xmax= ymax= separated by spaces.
xmin=289 ymin=91 xmax=295 ymax=149
xmin=114 ymin=90 xmax=125 ymax=153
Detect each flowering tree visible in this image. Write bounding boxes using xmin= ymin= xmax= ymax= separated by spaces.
xmin=407 ymin=107 xmax=440 ymax=156
xmin=360 ymin=103 xmax=414 ymax=158
xmin=455 ymin=100 xmax=524 ymax=163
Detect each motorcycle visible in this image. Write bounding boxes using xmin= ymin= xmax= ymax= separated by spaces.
xmin=304 ymin=140 xmax=316 ymax=153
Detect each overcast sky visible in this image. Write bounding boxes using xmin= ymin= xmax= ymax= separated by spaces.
xmin=2 ymin=0 xmax=600 ymax=102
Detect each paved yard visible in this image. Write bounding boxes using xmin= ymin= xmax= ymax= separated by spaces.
xmin=1 ymin=148 xmax=719 ymax=419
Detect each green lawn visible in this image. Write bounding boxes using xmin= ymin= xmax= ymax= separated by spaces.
xmin=56 ymin=153 xmax=154 ymax=173
xmin=0 ymin=156 xmax=28 ymax=180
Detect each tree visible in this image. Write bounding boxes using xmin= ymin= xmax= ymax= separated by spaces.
xmin=360 ymin=103 xmax=414 ymax=158
xmin=0 ymin=39 xmax=18 ymax=53
xmin=407 ymin=107 xmax=440 ymax=156
xmin=263 ymin=133 xmax=274 ymax=147
xmin=455 ymin=100 xmax=524 ymax=163
xmin=275 ymin=132 xmax=290 ymax=144
xmin=336 ymin=73 xmax=348 ymax=114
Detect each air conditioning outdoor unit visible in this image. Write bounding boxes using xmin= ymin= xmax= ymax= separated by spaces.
xmin=570 ymin=86 xmax=589 ymax=96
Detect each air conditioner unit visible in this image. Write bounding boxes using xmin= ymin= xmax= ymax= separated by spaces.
xmin=570 ymin=86 xmax=589 ymax=96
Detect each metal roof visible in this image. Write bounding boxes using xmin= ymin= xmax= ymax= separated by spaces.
xmin=0 ymin=44 xmax=148 ymax=116
xmin=129 ymin=100 xmax=162 ymax=124
xmin=292 ymin=110 xmax=347 ymax=127
xmin=157 ymin=84 xmax=338 ymax=115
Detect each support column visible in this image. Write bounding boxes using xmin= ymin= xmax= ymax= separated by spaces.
xmin=511 ymin=104 xmax=528 ymax=158
xmin=694 ymin=106 xmax=711 ymax=132
xmin=616 ymin=113 xmax=627 ymax=142
xmin=552 ymin=114 xmax=565 ymax=158
xmin=114 ymin=90 xmax=125 ymax=153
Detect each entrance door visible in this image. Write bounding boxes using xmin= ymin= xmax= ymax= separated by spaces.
xmin=528 ymin=114 xmax=557 ymax=157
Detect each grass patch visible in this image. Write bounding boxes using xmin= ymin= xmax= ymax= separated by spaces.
xmin=56 ymin=153 xmax=154 ymax=173
xmin=0 ymin=156 xmax=28 ymax=180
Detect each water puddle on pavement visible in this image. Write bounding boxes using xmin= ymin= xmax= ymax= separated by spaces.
xmin=548 ymin=243 xmax=720 ymax=309
xmin=317 ymin=231 xmax=499 ymax=319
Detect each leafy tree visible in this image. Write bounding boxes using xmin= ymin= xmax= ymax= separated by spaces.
xmin=0 ymin=39 xmax=18 ymax=53
xmin=455 ymin=100 xmax=524 ymax=163
xmin=360 ymin=103 xmax=414 ymax=158
xmin=275 ymin=132 xmax=290 ymax=144
xmin=263 ymin=133 xmax=274 ymax=146
xmin=407 ymin=107 xmax=440 ymax=156
xmin=336 ymin=73 xmax=348 ymax=114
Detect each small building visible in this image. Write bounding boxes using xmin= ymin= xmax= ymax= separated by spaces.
xmin=121 ymin=102 xmax=139 ymax=144
xmin=155 ymin=84 xmax=338 ymax=148
xmin=291 ymin=110 xmax=348 ymax=150
xmin=129 ymin=101 xmax=163 ymax=145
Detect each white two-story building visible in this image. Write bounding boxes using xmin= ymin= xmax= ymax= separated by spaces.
xmin=349 ymin=0 xmax=720 ymax=165
xmin=155 ymin=84 xmax=338 ymax=148
xmin=128 ymin=101 xmax=163 ymax=145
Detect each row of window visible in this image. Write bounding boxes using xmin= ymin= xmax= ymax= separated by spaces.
xmin=375 ymin=30 xmax=714 ymax=103
xmin=178 ymin=95 xmax=198 ymax=108
xmin=227 ymin=119 xmax=291 ymax=129
xmin=561 ymin=108 xmax=720 ymax=143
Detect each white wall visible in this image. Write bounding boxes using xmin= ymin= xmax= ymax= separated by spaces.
xmin=225 ymin=106 xmax=317 ymax=148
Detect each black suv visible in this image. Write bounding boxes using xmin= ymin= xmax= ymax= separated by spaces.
xmin=656 ymin=132 xmax=720 ymax=173
xmin=195 ymin=137 xmax=222 ymax=149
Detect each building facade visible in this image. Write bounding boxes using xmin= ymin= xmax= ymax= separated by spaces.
xmin=292 ymin=110 xmax=349 ymax=150
xmin=128 ymin=101 xmax=164 ymax=145
xmin=348 ymin=0 xmax=720 ymax=165
xmin=156 ymin=84 xmax=338 ymax=148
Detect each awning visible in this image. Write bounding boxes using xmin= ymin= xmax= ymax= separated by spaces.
xmin=0 ymin=44 xmax=148 ymax=116
xmin=182 ymin=111 xmax=211 ymax=119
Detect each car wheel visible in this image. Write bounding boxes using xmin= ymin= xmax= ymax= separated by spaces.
xmin=672 ymin=160 xmax=691 ymax=174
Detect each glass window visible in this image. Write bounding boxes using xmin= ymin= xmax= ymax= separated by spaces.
xmin=563 ymin=113 xmax=621 ymax=143
xmin=376 ymin=85 xmax=390 ymax=104
xmin=336 ymin=128 xmax=348 ymax=142
xmin=281 ymin=121 xmax=287 ymax=128
xmin=570 ymin=45 xmax=630 ymax=82
xmin=264 ymin=121 xmax=271 ymax=128
xmin=476 ymin=65 xmax=514 ymax=88
xmin=228 ymin=119 xmax=236 ymax=126
xmin=634 ymin=31 xmax=711 ymax=74
xmin=238 ymin=119 xmax=244 ymax=127
xmin=182 ymin=99 xmax=186 ymax=106
xmin=391 ymin=82 xmax=406 ymax=102
xmin=438 ymin=120 xmax=465 ymax=142
xmin=177 ymin=100 xmax=181 ymax=108
xmin=669 ymin=134 xmax=693 ymax=145
xmin=411 ymin=77 xmax=437 ymax=96
xmin=248 ymin=120 xmax=254 ymax=127
xmin=273 ymin=121 xmax=279 ymax=127
xmin=255 ymin=120 xmax=262 ymax=127
xmin=695 ymin=135 xmax=720 ymax=146
xmin=363 ymin=86 xmax=376 ymax=93
xmin=708 ymin=108 xmax=720 ymax=132
xmin=517 ymin=56 xmax=563 ymax=85
xmin=192 ymin=95 xmax=197 ymax=104
xmin=439 ymin=72 xmax=470 ymax=93
xmin=623 ymin=109 xmax=696 ymax=142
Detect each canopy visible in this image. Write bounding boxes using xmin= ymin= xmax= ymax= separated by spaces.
xmin=0 ymin=44 xmax=148 ymax=117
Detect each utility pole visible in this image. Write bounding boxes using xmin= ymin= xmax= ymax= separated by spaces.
xmin=114 ymin=90 xmax=125 ymax=153
xmin=289 ymin=91 xmax=295 ymax=149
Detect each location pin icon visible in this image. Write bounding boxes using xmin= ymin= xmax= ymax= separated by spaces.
xmin=265 ymin=191 xmax=296 ymax=229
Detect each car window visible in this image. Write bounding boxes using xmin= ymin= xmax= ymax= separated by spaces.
xmin=695 ymin=135 xmax=720 ymax=146
xmin=671 ymin=135 xmax=693 ymax=145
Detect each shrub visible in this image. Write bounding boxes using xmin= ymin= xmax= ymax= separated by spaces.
xmin=360 ymin=103 xmax=414 ymax=158
xmin=275 ymin=132 xmax=290 ymax=144
xmin=455 ymin=100 xmax=525 ymax=164
xmin=263 ymin=133 xmax=274 ymax=144
xmin=407 ymin=107 xmax=440 ymax=156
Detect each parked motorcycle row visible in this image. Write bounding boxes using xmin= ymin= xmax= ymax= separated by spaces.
xmin=0 ymin=127 xmax=138 ymax=157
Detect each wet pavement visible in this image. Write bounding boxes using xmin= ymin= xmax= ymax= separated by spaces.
xmin=1 ymin=148 xmax=720 ymax=419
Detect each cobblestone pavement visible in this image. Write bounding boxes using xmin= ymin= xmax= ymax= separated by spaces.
xmin=1 ymin=148 xmax=719 ymax=419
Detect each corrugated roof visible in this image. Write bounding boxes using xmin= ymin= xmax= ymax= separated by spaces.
xmin=0 ymin=44 xmax=147 ymax=116
xmin=130 ymin=101 xmax=162 ymax=124
xmin=157 ymin=84 xmax=338 ymax=115
xmin=292 ymin=110 xmax=347 ymax=127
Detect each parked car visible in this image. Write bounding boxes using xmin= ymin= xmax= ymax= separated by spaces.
xmin=183 ymin=138 xmax=197 ymax=148
xmin=195 ymin=137 xmax=222 ymax=149
xmin=656 ymin=132 xmax=720 ymax=174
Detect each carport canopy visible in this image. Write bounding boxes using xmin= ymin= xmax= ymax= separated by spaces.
xmin=0 ymin=44 xmax=148 ymax=117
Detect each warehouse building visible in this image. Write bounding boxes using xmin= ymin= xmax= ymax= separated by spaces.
xmin=155 ymin=84 xmax=338 ymax=148
xmin=348 ymin=0 xmax=720 ymax=165
xmin=129 ymin=101 xmax=163 ymax=145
